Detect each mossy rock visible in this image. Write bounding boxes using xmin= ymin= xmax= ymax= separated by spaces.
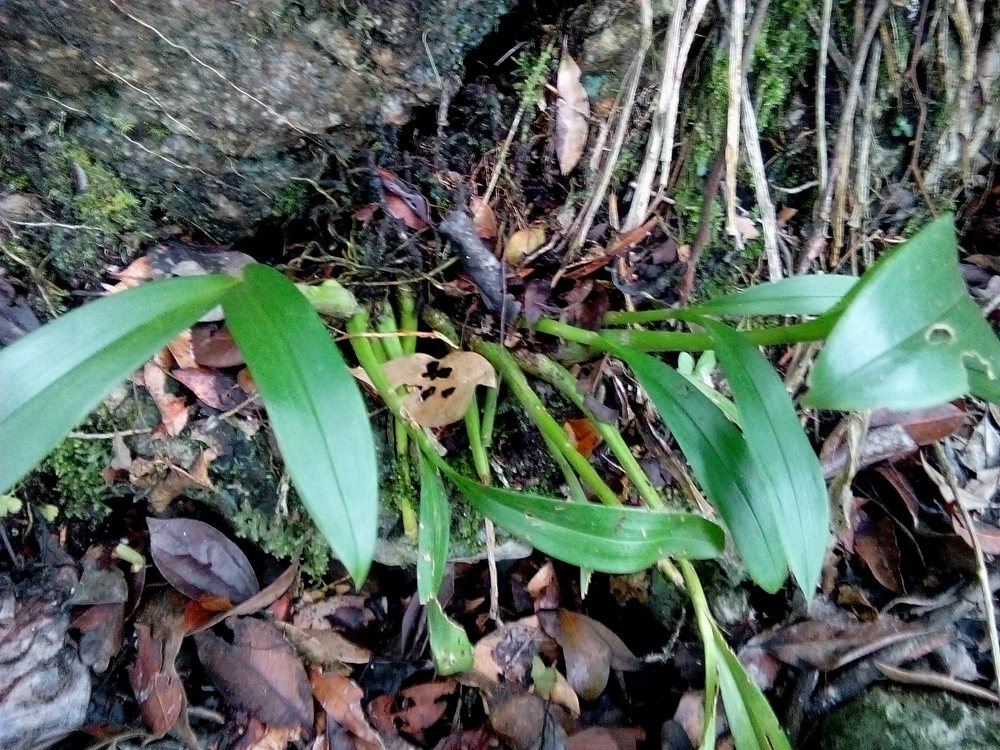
xmin=812 ymin=686 xmax=1000 ymax=750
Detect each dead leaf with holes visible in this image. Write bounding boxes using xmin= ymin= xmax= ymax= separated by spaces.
xmin=353 ymin=352 xmax=497 ymax=428
xmin=555 ymin=47 xmax=589 ymax=175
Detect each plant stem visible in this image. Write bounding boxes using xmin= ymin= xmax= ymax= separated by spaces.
xmin=516 ymin=351 xmax=664 ymax=509
xmin=398 ymin=285 xmax=418 ymax=355
xmin=480 ymin=376 xmax=501 ymax=448
xmin=376 ymin=307 xmax=405 ymax=359
xmin=533 ymin=316 xmax=832 ymax=352
xmin=473 ymin=341 xmax=622 ymax=506
xmin=464 ymin=396 xmax=491 ymax=484
xmin=677 ymin=559 xmax=720 ymax=746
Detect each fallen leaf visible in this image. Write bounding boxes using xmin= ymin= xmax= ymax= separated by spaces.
xmin=143 ymin=448 xmax=217 ymax=513
xmin=195 ymin=616 xmax=314 ymax=729
xmin=0 ymin=191 xmax=43 ymax=221
xmin=275 ymin=620 xmax=372 ymax=667
xmin=504 ymin=225 xmax=547 ymax=266
xmin=854 ymin=510 xmax=903 ymax=592
xmin=237 ymin=719 xmax=303 ymax=750
xmin=537 ymin=609 xmax=640 ymax=701
xmin=189 ymin=564 xmax=298 ymax=635
xmin=378 ymin=166 xmax=431 ymax=230
xmin=525 ymin=563 xmax=560 ymax=611
xmin=0 ymin=278 xmax=41 ymax=345
xmin=167 ymin=330 xmax=199 ymax=370
xmin=566 ymin=727 xmax=641 ymax=750
xmin=469 ymin=196 xmax=498 ymax=240
xmin=73 ymin=602 xmax=125 ymax=674
xmin=489 ymin=690 xmax=568 ymax=750
xmin=555 ymin=48 xmax=590 ymax=175
xmin=754 ymin=618 xmax=925 ymax=671
xmin=144 ymin=355 xmax=189 ymax=436
xmin=354 ymin=351 xmax=497 ymax=428
xmin=563 ymin=418 xmax=602 ymax=459
xmin=952 ymin=516 xmax=1000 ymax=554
xmin=309 ymin=669 xmax=382 ymax=745
xmin=370 ymin=680 xmax=457 ymax=736
xmin=191 ymin=323 xmax=245 ymax=368
xmin=148 ymin=517 xmax=260 ymax=607
xmin=471 ymin=614 xmax=554 ymax=686
xmin=172 ymin=368 xmax=247 ymax=411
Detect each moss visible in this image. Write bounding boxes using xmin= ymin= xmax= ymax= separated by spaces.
xmin=232 ymin=499 xmax=331 ymax=580
xmin=271 ymin=180 xmax=310 ymax=218
xmin=2 ymin=170 xmax=31 ymax=190
xmin=750 ymin=0 xmax=814 ymax=134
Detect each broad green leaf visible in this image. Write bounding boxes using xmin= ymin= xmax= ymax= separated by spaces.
xmin=426 ymin=597 xmax=473 ymax=675
xmin=223 ymin=265 xmax=377 ymax=586
xmin=608 ymin=345 xmax=787 ymax=592
xmin=804 ymin=215 xmax=1000 ymax=410
xmin=704 ymin=320 xmax=828 ymax=596
xmin=968 ymin=366 xmax=1000 ymax=404
xmin=444 ymin=468 xmax=724 ymax=574
xmin=417 ymin=458 xmax=449 ymax=604
xmin=690 ymin=274 xmax=856 ymax=317
xmin=0 ymin=275 xmax=237 ymax=493
xmin=713 ymin=623 xmax=792 ymax=750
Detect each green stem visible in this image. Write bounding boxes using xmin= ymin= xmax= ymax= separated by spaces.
xmin=398 ymin=285 xmax=418 ymax=355
xmin=376 ymin=307 xmax=405 ymax=359
xmin=473 ymin=341 xmax=621 ymax=506
xmin=464 ymin=395 xmax=491 ymax=484
xmin=516 ymin=351 xmax=664 ymax=509
xmin=480 ymin=377 xmax=501 ymax=448
xmin=533 ymin=315 xmax=833 ymax=352
xmin=678 ymin=559 xmax=720 ymax=748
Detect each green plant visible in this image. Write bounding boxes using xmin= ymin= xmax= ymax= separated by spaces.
xmin=2 ymin=215 xmax=996 ymax=746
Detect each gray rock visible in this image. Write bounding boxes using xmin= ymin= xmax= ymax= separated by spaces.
xmin=0 ymin=0 xmax=513 ymax=237
xmin=813 ymin=686 xmax=1000 ymax=750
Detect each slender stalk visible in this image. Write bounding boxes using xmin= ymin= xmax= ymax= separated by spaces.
xmin=374 ymin=304 xmax=414 ymax=532
xmin=534 ymin=316 xmax=832 ymax=352
xmin=474 ymin=341 xmax=622 ymax=506
xmin=480 ymin=377 xmax=502 ymax=449
xmin=516 ymin=351 xmax=664 ymax=508
xmin=397 ymin=285 xmax=418 ymax=355
xmin=375 ymin=307 xmax=405 ymax=359
xmin=678 ymin=559 xmax=720 ymax=747
xmin=464 ymin=395 xmax=490 ymax=484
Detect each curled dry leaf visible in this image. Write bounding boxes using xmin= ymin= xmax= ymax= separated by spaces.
xmin=353 ymin=351 xmax=497 ymax=428
xmin=309 ymin=669 xmax=382 ymax=746
xmin=537 ymin=609 xmax=640 ymax=701
xmin=148 ymin=517 xmax=259 ymax=607
xmin=144 ymin=354 xmax=189 ymax=436
xmin=378 ymin=166 xmax=431 ymax=230
xmin=469 ymin=196 xmax=498 ymax=240
xmin=195 ymin=616 xmax=314 ymax=730
xmin=555 ymin=49 xmax=590 ymax=175
xmin=504 ymin=225 xmax=547 ymax=266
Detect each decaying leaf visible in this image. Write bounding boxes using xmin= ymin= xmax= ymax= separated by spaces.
xmin=310 ymin=669 xmax=382 ymax=746
xmin=275 ymin=620 xmax=372 ymax=668
xmin=378 ymin=166 xmax=431 ymax=230
xmin=188 ymin=564 xmax=298 ymax=635
xmin=167 ymin=330 xmax=199 ymax=370
xmin=469 ymin=196 xmax=498 ymax=240
xmin=563 ymin=418 xmax=602 ymax=459
xmin=369 ymin=680 xmax=457 ymax=736
xmin=489 ymin=690 xmax=568 ymax=750
xmin=139 ymin=448 xmax=217 ymax=514
xmin=537 ymin=609 xmax=640 ymax=701
xmin=853 ymin=510 xmax=903 ymax=592
xmin=555 ymin=49 xmax=590 ymax=175
xmin=172 ymin=368 xmax=247 ymax=411
xmin=354 ymin=351 xmax=497 ymax=428
xmin=191 ymin=323 xmax=245 ymax=368
xmin=143 ymin=354 xmax=189 ymax=436
xmin=195 ymin=616 xmax=314 ymax=729
xmin=148 ymin=517 xmax=260 ymax=607
xmin=504 ymin=225 xmax=547 ymax=266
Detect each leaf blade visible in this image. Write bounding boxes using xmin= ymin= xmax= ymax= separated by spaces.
xmin=690 ymin=274 xmax=857 ymax=317
xmin=426 ymin=598 xmax=473 ymax=676
xmin=704 ymin=319 xmax=829 ymax=596
xmin=0 ymin=275 xmax=237 ymax=492
xmin=608 ymin=345 xmax=787 ymax=592
xmin=222 ymin=265 xmax=378 ymax=586
xmin=417 ymin=459 xmax=449 ymax=604
xmin=444 ymin=469 xmax=724 ymax=574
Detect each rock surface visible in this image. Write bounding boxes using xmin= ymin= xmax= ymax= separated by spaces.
xmin=0 ymin=0 xmax=513 ymax=237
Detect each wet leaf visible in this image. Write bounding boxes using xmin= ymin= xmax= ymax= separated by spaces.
xmin=537 ymin=609 xmax=639 ymax=701
xmin=310 ymin=669 xmax=382 ymax=745
xmin=607 ymin=344 xmax=786 ymax=590
xmin=195 ymin=616 xmax=313 ymax=729
xmin=704 ymin=319 xmax=829 ymax=596
xmin=445 ymin=468 xmax=724 ymax=573
xmin=427 ymin=598 xmax=473 ymax=675
xmin=555 ymin=49 xmax=589 ymax=175
xmin=223 ymin=264 xmax=378 ymax=586
xmin=0 ymin=274 xmax=237 ymax=493
xmin=148 ymin=517 xmax=259 ymax=606
xmin=690 ymin=274 xmax=857 ymax=317
xmin=355 ymin=351 xmax=497 ymax=428
xmin=805 ymin=215 xmax=1000 ymax=410
xmin=418 ymin=460 xmax=449 ymax=603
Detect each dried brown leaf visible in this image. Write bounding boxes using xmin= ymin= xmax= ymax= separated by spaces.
xmin=167 ymin=330 xmax=200 ymax=370
xmin=854 ymin=511 xmax=903 ymax=592
xmin=469 ymin=196 xmax=498 ymax=240
xmin=504 ymin=225 xmax=546 ymax=266
xmin=195 ymin=617 xmax=314 ymax=729
xmin=555 ymin=50 xmax=589 ymax=175
xmin=172 ymin=368 xmax=247 ymax=411
xmin=275 ymin=620 xmax=372 ymax=668
xmin=310 ymin=669 xmax=381 ymax=745
xmin=148 ymin=517 xmax=259 ymax=606
xmin=191 ymin=324 xmax=245 ymax=368
xmin=144 ymin=357 xmax=189 ymax=436
xmin=952 ymin=516 xmax=1000 ymax=554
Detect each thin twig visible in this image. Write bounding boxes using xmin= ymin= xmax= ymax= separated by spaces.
xmin=723 ymin=0 xmax=745 ymax=239
xmin=933 ymin=443 xmax=1000 ymax=695
xmin=816 ymin=0 xmax=834 ymax=196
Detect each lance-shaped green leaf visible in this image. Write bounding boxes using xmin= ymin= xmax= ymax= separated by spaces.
xmin=607 ymin=344 xmax=787 ymax=592
xmin=713 ymin=622 xmax=792 ymax=750
xmin=426 ymin=598 xmax=473 ymax=675
xmin=0 ymin=275 xmax=238 ymax=493
xmin=417 ymin=459 xmax=449 ymax=604
xmin=444 ymin=468 xmax=724 ymax=574
xmin=223 ymin=265 xmax=377 ymax=586
xmin=704 ymin=319 xmax=828 ymax=596
xmin=804 ymin=215 xmax=1000 ymax=410
xmin=690 ymin=274 xmax=857 ymax=317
